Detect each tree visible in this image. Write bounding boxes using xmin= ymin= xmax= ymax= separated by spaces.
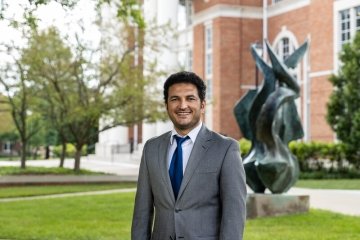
xmin=0 ymin=99 xmax=19 ymax=158
xmin=1 ymin=0 xmax=167 ymax=172
xmin=0 ymin=59 xmax=42 ymax=168
xmin=327 ymin=32 xmax=360 ymax=169
xmin=21 ymin=22 xmax=167 ymax=172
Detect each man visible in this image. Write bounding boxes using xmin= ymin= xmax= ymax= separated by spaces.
xmin=131 ymin=71 xmax=247 ymax=240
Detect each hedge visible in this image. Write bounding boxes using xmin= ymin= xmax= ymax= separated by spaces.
xmin=238 ymin=139 xmax=360 ymax=179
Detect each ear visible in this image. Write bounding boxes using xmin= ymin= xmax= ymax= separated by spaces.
xmin=201 ymin=100 xmax=206 ymax=113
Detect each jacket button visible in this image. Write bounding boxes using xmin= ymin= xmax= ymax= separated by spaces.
xmin=175 ymin=208 xmax=181 ymax=213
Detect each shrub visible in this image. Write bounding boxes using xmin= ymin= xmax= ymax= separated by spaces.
xmin=52 ymin=144 xmax=87 ymax=158
xmin=238 ymin=138 xmax=359 ymax=178
xmin=239 ymin=138 xmax=251 ymax=157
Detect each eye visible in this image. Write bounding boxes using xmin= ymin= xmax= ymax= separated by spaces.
xmin=188 ymin=96 xmax=196 ymax=101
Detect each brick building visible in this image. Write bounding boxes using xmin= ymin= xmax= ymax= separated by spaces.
xmin=179 ymin=0 xmax=360 ymax=142
xmin=97 ymin=0 xmax=360 ymax=156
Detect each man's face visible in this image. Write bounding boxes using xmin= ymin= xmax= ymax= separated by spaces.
xmin=166 ymin=83 xmax=205 ymax=136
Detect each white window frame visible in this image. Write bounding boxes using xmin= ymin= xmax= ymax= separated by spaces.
xmin=3 ymin=141 xmax=11 ymax=153
xmin=187 ymin=49 xmax=193 ymax=71
xmin=334 ymin=2 xmax=360 ymax=72
xmin=276 ymin=37 xmax=291 ymax=61
xmin=355 ymin=6 xmax=360 ymax=32
xmin=273 ymin=29 xmax=302 ymax=120
xmin=204 ymin=21 xmax=213 ymax=100
xmin=339 ymin=9 xmax=351 ymax=46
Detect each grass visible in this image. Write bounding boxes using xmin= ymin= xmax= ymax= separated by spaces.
xmin=0 ymin=192 xmax=359 ymax=240
xmin=0 ymin=166 xmax=106 ymax=176
xmin=0 ymin=192 xmax=135 ymax=240
xmin=0 ymin=182 xmax=137 ymax=198
xmin=296 ymin=179 xmax=360 ymax=190
xmin=244 ymin=209 xmax=360 ymax=240
xmin=0 ymin=155 xmax=20 ymax=161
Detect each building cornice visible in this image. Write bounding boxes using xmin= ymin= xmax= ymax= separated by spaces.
xmin=192 ymin=4 xmax=262 ymax=26
xmin=192 ymin=0 xmax=310 ymax=25
xmin=269 ymin=0 xmax=310 ymax=17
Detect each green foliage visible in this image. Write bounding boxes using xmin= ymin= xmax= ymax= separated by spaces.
xmin=52 ymin=144 xmax=86 ymax=158
xmin=299 ymin=168 xmax=360 ymax=179
xmin=0 ymin=130 xmax=19 ymax=142
xmin=1 ymin=1 xmax=169 ymax=171
xmin=239 ymin=138 xmax=251 ymax=157
xmin=327 ymin=31 xmax=360 ymax=169
xmin=97 ymin=0 xmax=145 ymax=29
xmin=239 ymin=138 xmax=359 ymax=178
xmin=289 ymin=141 xmax=346 ymax=171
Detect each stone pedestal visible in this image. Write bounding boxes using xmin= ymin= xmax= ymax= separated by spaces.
xmin=246 ymin=194 xmax=309 ymax=219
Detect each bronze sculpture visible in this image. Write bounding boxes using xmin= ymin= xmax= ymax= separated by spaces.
xmin=234 ymin=40 xmax=308 ymax=193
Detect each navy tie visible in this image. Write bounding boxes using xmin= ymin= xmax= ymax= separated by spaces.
xmin=169 ymin=135 xmax=189 ymax=199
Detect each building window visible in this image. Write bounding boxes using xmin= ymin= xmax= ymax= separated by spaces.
xmin=356 ymin=7 xmax=360 ymax=32
xmin=273 ymin=0 xmax=283 ymax=4
xmin=340 ymin=9 xmax=351 ymax=45
xmin=204 ymin=23 xmax=213 ymax=99
xmin=186 ymin=49 xmax=192 ymax=71
xmin=185 ymin=0 xmax=193 ymax=27
xmin=275 ymin=37 xmax=292 ymax=61
xmin=282 ymin=38 xmax=290 ymax=60
xmin=3 ymin=141 xmax=11 ymax=153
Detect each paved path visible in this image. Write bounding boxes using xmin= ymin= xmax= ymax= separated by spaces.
xmin=0 ymin=154 xmax=141 ymax=176
xmin=0 ymin=188 xmax=136 ymax=203
xmin=288 ymin=187 xmax=360 ymax=216
xmin=1 ymin=155 xmax=360 ymax=216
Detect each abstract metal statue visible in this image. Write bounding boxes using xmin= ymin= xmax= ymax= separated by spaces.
xmin=234 ymin=40 xmax=308 ymax=194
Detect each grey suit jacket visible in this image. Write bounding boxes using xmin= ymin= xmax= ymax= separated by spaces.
xmin=131 ymin=125 xmax=247 ymax=240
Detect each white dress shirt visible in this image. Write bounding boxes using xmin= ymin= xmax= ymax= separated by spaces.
xmin=167 ymin=122 xmax=202 ymax=174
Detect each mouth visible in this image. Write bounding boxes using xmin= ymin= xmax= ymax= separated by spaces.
xmin=176 ymin=111 xmax=191 ymax=117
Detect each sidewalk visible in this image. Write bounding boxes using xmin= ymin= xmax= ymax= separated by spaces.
xmin=0 ymin=154 xmax=141 ymax=177
xmin=288 ymin=187 xmax=360 ymax=216
xmin=0 ymin=188 xmax=136 ymax=203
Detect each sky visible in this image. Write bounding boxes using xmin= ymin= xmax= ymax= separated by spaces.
xmin=0 ymin=0 xmax=100 ymax=47
xmin=0 ymin=0 xmax=101 ymax=93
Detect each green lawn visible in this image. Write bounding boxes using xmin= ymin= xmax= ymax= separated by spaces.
xmin=244 ymin=209 xmax=360 ymax=240
xmin=0 ymin=192 xmax=359 ymax=240
xmin=0 ymin=166 xmax=106 ymax=176
xmin=296 ymin=179 xmax=360 ymax=190
xmin=0 ymin=182 xmax=136 ymax=198
xmin=0 ymin=192 xmax=135 ymax=240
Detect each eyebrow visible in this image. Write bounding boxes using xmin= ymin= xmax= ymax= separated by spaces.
xmin=169 ymin=94 xmax=198 ymax=99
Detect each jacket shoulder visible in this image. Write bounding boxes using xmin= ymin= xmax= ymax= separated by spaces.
xmin=144 ymin=131 xmax=171 ymax=146
xmin=207 ymin=128 xmax=238 ymax=146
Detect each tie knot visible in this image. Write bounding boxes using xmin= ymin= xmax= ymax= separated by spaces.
xmin=174 ymin=135 xmax=189 ymax=146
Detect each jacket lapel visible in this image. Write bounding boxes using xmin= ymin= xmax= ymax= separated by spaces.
xmin=158 ymin=131 xmax=176 ymax=203
xmin=177 ymin=125 xmax=212 ymax=200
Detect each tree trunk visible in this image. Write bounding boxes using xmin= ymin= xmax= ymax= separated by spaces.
xmin=45 ymin=145 xmax=50 ymax=159
xmin=74 ymin=146 xmax=82 ymax=173
xmin=59 ymin=142 xmax=67 ymax=168
xmin=20 ymin=142 xmax=26 ymax=169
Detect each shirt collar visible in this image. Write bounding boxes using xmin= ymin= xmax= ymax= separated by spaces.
xmin=170 ymin=122 xmax=202 ymax=145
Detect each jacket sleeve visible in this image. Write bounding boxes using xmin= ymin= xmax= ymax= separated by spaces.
xmin=219 ymin=139 xmax=247 ymax=240
xmin=131 ymin=142 xmax=154 ymax=240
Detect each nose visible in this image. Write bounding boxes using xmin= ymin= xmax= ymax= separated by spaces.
xmin=179 ymin=99 xmax=188 ymax=109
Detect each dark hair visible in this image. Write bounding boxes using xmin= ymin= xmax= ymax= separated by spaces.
xmin=163 ymin=71 xmax=206 ymax=103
